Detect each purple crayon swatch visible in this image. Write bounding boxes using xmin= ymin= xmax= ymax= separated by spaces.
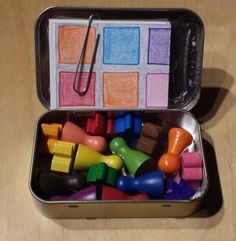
xmin=50 ymin=186 xmax=97 ymax=201
xmin=148 ymin=28 xmax=171 ymax=65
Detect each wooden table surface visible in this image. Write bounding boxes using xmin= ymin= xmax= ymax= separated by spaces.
xmin=0 ymin=0 xmax=235 ymax=240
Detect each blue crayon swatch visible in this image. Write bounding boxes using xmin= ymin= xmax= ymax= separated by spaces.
xmin=103 ymin=27 xmax=140 ymax=65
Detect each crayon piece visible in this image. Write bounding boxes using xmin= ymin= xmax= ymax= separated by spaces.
xmin=114 ymin=112 xmax=142 ymax=139
xmin=51 ymin=123 xmax=63 ymax=133
xmin=38 ymin=171 xmax=87 ymax=196
xmin=110 ymin=137 xmax=155 ymax=176
xmin=180 ymin=152 xmax=203 ymax=167
xmin=74 ymin=144 xmax=123 ymax=170
xmin=117 ymin=170 xmax=164 ymax=197
xmin=50 ymin=186 xmax=97 ymax=201
xmin=102 ymin=186 xmax=149 ymax=200
xmin=50 ymin=141 xmax=75 ymax=173
xmin=87 ymin=163 xmax=108 ymax=182
xmin=158 ymin=127 xmax=192 ymax=175
xmin=86 ymin=112 xmax=105 ymax=136
xmin=106 ymin=167 xmax=119 ymax=186
xmin=137 ymin=135 xmax=158 ymax=155
xmin=40 ymin=123 xmax=63 ymax=154
xmin=182 ymin=167 xmax=202 ymax=181
xmin=142 ymin=122 xmax=161 ymax=139
xmin=167 ymin=128 xmax=193 ymax=156
xmin=136 ymin=122 xmax=161 ymax=155
xmin=158 ymin=153 xmax=180 ymax=176
xmin=87 ymin=162 xmax=119 ymax=186
xmin=60 ymin=121 xmax=107 ymax=152
xmin=165 ymin=178 xmax=195 ymax=200
xmin=41 ymin=123 xmax=61 ymax=138
xmin=40 ymin=138 xmax=57 ymax=154
xmin=180 ymin=152 xmax=203 ymax=188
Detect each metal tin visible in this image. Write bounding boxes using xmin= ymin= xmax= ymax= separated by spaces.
xmin=30 ymin=7 xmax=208 ymax=218
xmin=29 ymin=110 xmax=208 ymax=218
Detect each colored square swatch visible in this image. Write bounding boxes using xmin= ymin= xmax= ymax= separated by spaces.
xmin=103 ymin=27 xmax=140 ymax=65
xmin=59 ymin=72 xmax=95 ymax=106
xmin=146 ymin=74 xmax=169 ymax=108
xmin=148 ymin=28 xmax=171 ymax=65
xmin=103 ymin=72 xmax=139 ymax=108
xmin=58 ymin=26 xmax=96 ymax=64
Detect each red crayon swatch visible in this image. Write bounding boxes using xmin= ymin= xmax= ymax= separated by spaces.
xmin=59 ymin=71 xmax=95 ymax=107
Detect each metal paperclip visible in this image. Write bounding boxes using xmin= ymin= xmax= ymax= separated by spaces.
xmin=73 ymin=14 xmax=100 ymax=96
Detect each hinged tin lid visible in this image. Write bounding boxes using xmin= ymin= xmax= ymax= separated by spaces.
xmin=35 ymin=7 xmax=204 ymax=111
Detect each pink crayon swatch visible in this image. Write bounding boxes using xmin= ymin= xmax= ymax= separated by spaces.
xmin=59 ymin=72 xmax=95 ymax=107
xmin=103 ymin=72 xmax=139 ymax=108
xmin=146 ymin=73 xmax=169 ymax=108
xmin=58 ymin=26 xmax=96 ymax=64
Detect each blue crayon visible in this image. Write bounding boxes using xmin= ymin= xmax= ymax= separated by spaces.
xmin=117 ymin=170 xmax=164 ymax=197
xmin=114 ymin=112 xmax=142 ymax=140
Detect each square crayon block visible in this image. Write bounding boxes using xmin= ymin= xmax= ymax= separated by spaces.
xmin=59 ymin=72 xmax=95 ymax=107
xmin=182 ymin=167 xmax=203 ymax=181
xmin=148 ymin=28 xmax=171 ymax=65
xmin=41 ymin=123 xmax=60 ymax=138
xmin=58 ymin=26 xmax=96 ymax=64
xmin=40 ymin=138 xmax=57 ymax=154
xmin=146 ymin=73 xmax=169 ymax=108
xmin=103 ymin=27 xmax=140 ymax=65
xmin=103 ymin=72 xmax=139 ymax=108
xmin=51 ymin=141 xmax=75 ymax=173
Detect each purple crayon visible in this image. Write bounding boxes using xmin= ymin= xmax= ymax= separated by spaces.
xmin=165 ymin=178 xmax=195 ymax=200
xmin=50 ymin=186 xmax=97 ymax=201
xmin=117 ymin=170 xmax=164 ymax=197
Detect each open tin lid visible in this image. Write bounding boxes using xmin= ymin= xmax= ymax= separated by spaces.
xmin=35 ymin=7 xmax=204 ymax=111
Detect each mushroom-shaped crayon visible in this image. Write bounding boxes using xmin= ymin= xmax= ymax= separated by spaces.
xmin=158 ymin=127 xmax=192 ymax=175
xmin=50 ymin=186 xmax=97 ymax=201
xmin=110 ymin=137 xmax=155 ymax=176
xmin=102 ymin=186 xmax=149 ymax=200
xmin=60 ymin=121 xmax=107 ymax=152
xmin=38 ymin=172 xmax=87 ymax=196
xmin=117 ymin=170 xmax=164 ymax=197
xmin=74 ymin=144 xmax=123 ymax=170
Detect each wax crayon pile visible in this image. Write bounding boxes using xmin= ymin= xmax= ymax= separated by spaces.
xmin=37 ymin=111 xmax=203 ymax=201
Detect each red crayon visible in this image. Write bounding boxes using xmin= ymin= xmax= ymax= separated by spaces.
xmin=102 ymin=186 xmax=149 ymax=201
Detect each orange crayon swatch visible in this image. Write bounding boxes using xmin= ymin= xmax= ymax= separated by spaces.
xmin=58 ymin=26 xmax=96 ymax=64
xmin=103 ymin=72 xmax=139 ymax=108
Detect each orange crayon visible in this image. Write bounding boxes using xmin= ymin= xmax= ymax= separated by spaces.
xmin=158 ymin=128 xmax=192 ymax=175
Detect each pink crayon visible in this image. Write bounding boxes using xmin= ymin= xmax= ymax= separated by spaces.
xmin=60 ymin=121 xmax=107 ymax=152
xmin=182 ymin=167 xmax=202 ymax=181
xmin=180 ymin=152 xmax=202 ymax=167
xmin=180 ymin=152 xmax=203 ymax=188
